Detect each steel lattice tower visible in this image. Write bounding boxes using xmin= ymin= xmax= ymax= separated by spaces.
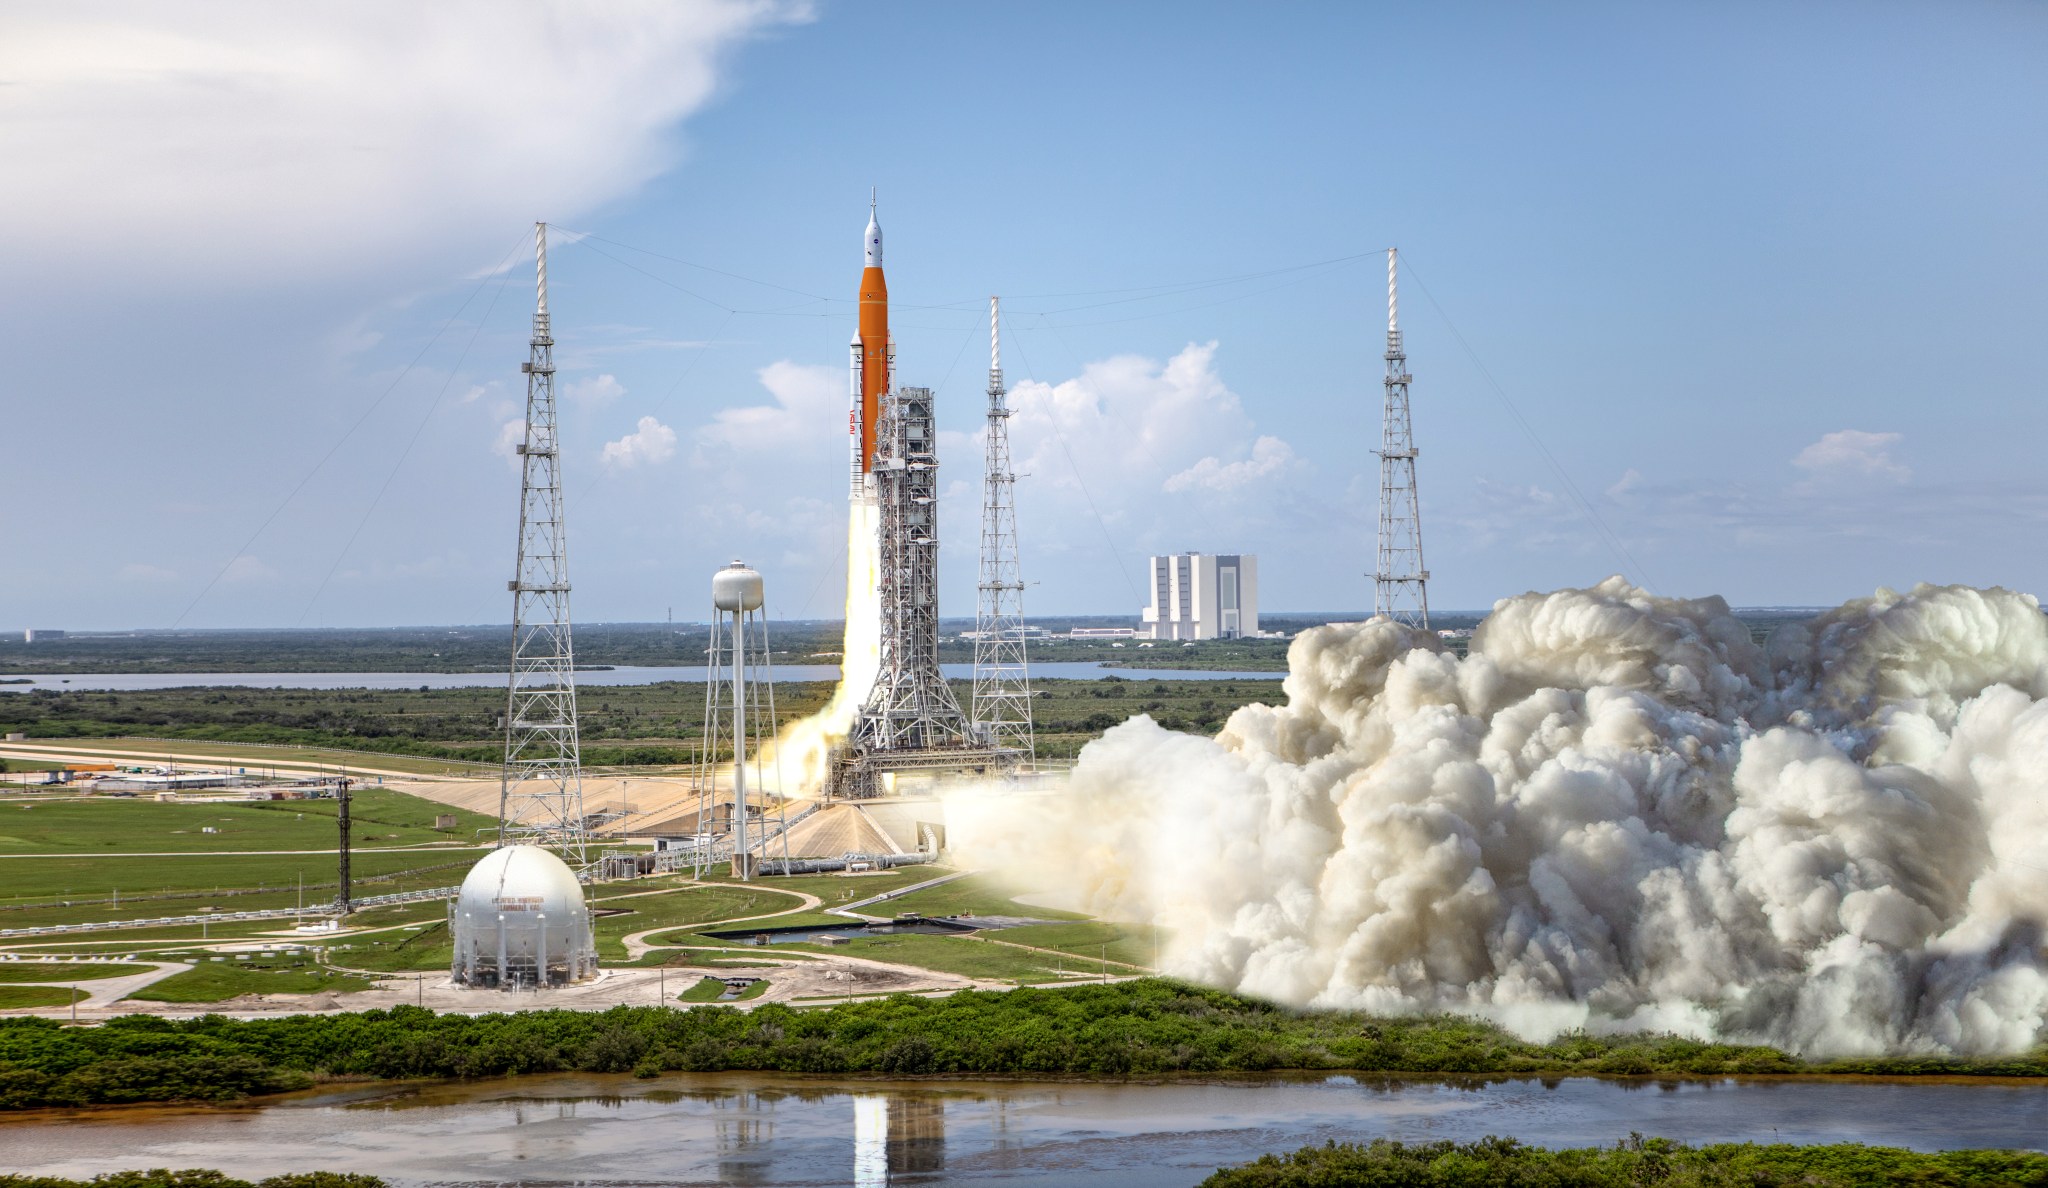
xmin=499 ymin=222 xmax=590 ymax=863
xmin=1375 ymin=248 xmax=1430 ymax=628
xmin=972 ymin=297 xmax=1034 ymax=758
xmin=847 ymin=387 xmax=974 ymax=764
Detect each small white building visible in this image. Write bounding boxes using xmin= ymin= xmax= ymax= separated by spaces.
xmin=1067 ymin=627 xmax=1137 ymax=640
xmin=1141 ymin=552 xmax=1258 ymax=640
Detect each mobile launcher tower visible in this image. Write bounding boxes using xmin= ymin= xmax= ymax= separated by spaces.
xmin=830 ymin=199 xmax=1016 ymax=799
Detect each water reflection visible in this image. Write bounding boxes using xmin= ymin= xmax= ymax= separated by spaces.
xmin=711 ymin=1091 xmax=774 ymax=1187
xmin=4 ymin=1072 xmax=2042 ymax=1186
xmin=854 ymin=1093 xmax=946 ymax=1184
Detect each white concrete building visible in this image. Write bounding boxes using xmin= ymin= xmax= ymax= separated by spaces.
xmin=1141 ymin=552 xmax=1258 ymax=640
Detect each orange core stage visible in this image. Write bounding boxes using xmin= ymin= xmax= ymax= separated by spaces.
xmin=858 ymin=265 xmax=888 ymax=473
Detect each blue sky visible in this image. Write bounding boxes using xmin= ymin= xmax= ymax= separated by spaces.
xmin=5 ymin=1 xmax=2045 ymax=628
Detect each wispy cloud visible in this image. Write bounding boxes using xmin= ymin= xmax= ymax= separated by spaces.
xmin=562 ymin=373 xmax=626 ymax=406
xmin=1793 ymin=429 xmax=1910 ymax=488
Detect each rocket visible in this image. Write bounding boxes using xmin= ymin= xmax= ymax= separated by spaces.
xmin=849 ymin=193 xmax=889 ymax=500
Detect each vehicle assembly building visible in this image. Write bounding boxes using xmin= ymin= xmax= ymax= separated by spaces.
xmin=1140 ymin=552 xmax=1259 ymax=641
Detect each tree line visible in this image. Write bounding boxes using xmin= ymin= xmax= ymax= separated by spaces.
xmin=2 ymin=981 xmax=2043 ymax=1111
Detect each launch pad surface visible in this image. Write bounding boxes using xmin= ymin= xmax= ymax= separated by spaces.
xmin=825 ymin=741 xmax=1021 ymax=801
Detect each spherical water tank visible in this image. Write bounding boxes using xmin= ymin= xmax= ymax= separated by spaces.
xmin=712 ymin=560 xmax=764 ymax=612
xmin=449 ymin=845 xmax=598 ymax=988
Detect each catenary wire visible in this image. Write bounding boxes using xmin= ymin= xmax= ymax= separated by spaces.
xmin=295 ymin=263 xmax=519 ymax=626
xmin=1001 ymin=318 xmax=1142 ymax=604
xmin=169 ymin=229 xmax=534 ymax=629
xmin=1399 ymin=254 xmax=1657 ymax=592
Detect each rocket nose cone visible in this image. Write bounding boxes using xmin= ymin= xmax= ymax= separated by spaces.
xmin=864 ymin=203 xmax=883 ymax=268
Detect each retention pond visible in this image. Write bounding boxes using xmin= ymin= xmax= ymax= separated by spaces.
xmin=3 ymin=1071 xmax=2042 ymax=1187
xmin=703 ymin=915 xmax=1027 ymax=946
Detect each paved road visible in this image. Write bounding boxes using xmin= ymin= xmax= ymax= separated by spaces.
xmin=619 ymin=886 xmax=825 ymax=960
xmin=0 ymin=845 xmax=483 ymax=859
xmin=0 ymin=742 xmax=464 ymax=781
xmin=0 ymin=959 xmax=190 ymax=1010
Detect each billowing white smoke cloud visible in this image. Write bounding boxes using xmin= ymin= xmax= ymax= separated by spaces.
xmin=948 ymin=580 xmax=2048 ymax=1057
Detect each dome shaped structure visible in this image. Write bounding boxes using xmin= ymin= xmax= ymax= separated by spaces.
xmin=449 ymin=845 xmax=598 ymax=988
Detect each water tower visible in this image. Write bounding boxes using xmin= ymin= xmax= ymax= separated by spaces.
xmin=691 ymin=560 xmax=790 ymax=881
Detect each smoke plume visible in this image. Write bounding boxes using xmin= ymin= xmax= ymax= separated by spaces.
xmin=764 ymin=501 xmax=883 ymax=795
xmin=947 ymin=580 xmax=2048 ymax=1057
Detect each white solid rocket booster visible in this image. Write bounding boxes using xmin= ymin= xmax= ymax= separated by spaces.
xmin=848 ymin=332 xmax=866 ymax=500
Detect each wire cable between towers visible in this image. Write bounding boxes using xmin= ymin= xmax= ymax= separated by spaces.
xmin=1399 ymin=254 xmax=1657 ymax=593
xmin=1000 ymin=317 xmax=1142 ymax=605
xmin=295 ymin=251 xmax=521 ymax=626
xmin=170 ymin=229 xmax=536 ymax=629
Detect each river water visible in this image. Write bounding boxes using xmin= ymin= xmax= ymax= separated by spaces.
xmin=3 ymin=1073 xmax=2041 ymax=1187
xmin=0 ymin=662 xmax=1280 ymax=693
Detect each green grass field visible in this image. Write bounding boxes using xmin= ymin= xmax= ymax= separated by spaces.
xmin=677 ymin=975 xmax=726 ymax=1002
xmin=592 ymin=883 xmax=808 ymax=959
xmin=782 ymin=932 xmax=1071 ymax=983
xmin=762 ymin=868 xmax=948 ymax=907
xmin=0 ymin=786 xmax=495 ymax=854
xmin=5 ymin=920 xmax=311 ymax=948
xmin=2 ymin=736 xmax=499 ymax=777
xmin=698 ymin=910 xmax=850 ymax=934
xmin=0 ymin=849 xmax=483 ymax=928
xmin=0 ymin=774 xmax=1148 ymax=997
xmin=0 ymin=985 xmax=85 ymax=1008
xmin=127 ymin=957 xmax=376 ymax=1002
xmin=885 ymin=873 xmax=1087 ymax=921
xmin=0 ymin=961 xmax=153 ymax=983
xmin=321 ymin=903 xmax=461 ymax=972
xmin=996 ymin=920 xmax=1158 ymax=969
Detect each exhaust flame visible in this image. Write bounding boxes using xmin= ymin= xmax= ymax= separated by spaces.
xmin=764 ymin=500 xmax=882 ymax=796
xmin=946 ymin=579 xmax=2048 ymax=1057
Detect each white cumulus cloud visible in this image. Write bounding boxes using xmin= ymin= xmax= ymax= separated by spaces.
xmin=1006 ymin=341 xmax=1301 ymax=503
xmin=493 ymin=418 xmax=527 ymax=461
xmin=697 ymin=361 xmax=842 ymax=455
xmin=971 ymin=340 xmax=1319 ymax=601
xmin=602 ymin=416 xmax=678 ymax=468
xmin=1794 ymin=429 xmax=1910 ymax=485
xmin=1165 ymin=435 xmax=1305 ymax=493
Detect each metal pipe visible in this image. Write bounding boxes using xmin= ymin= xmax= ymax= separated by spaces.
xmin=731 ymin=605 xmax=748 ymax=880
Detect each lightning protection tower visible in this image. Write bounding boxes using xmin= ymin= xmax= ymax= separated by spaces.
xmin=500 ymin=222 xmax=591 ymax=865
xmin=972 ymin=297 xmax=1034 ymax=759
xmin=691 ymin=561 xmax=789 ymax=881
xmin=1375 ymin=247 xmax=1430 ymax=628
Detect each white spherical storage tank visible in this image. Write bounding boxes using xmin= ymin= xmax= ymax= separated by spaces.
xmin=450 ymin=845 xmax=598 ymax=988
